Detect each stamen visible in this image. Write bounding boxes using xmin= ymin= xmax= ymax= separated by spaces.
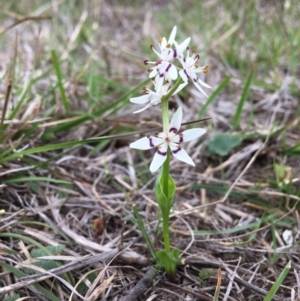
xmin=166 ymin=43 xmax=171 ymax=48
xmin=144 ymin=60 xmax=149 ymax=65
xmin=195 ymin=63 xmax=199 ymax=68
xmin=159 ymin=38 xmax=163 ymax=43
xmin=192 ymin=49 xmax=196 ymax=54
xmin=195 ymin=54 xmax=200 ymax=60
xmin=150 ymin=45 xmax=154 ymax=49
xmin=203 ymin=66 xmax=209 ymax=74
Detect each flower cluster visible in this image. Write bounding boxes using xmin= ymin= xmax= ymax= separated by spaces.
xmin=130 ymin=26 xmax=209 ymax=172
xmin=130 ymin=26 xmax=211 ymax=113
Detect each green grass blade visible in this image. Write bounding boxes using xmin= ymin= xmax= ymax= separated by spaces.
xmin=0 ymin=262 xmax=61 ymax=301
xmin=51 ymin=49 xmax=69 ymax=114
xmin=284 ymin=142 xmax=300 ymax=156
xmin=232 ymin=68 xmax=255 ymax=130
xmin=133 ymin=204 xmax=156 ymax=261
xmin=0 ymin=233 xmax=52 ymax=255
xmin=3 ymin=177 xmax=71 ymax=184
xmin=41 ymin=78 xmax=149 ymax=137
xmin=263 ymin=260 xmax=291 ymax=301
xmin=198 ymin=76 xmax=230 ymax=118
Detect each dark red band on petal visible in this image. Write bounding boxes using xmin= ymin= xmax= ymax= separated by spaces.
xmin=169 ymin=127 xmax=178 ymax=133
xmin=172 ymin=146 xmax=181 ymax=154
xmin=148 ymin=136 xmax=155 ymax=147
xmin=173 ymin=49 xmax=177 ymax=58
xmin=158 ymin=149 xmax=167 ymax=156
xmin=179 ymin=133 xmax=183 ymax=143
xmin=166 ymin=63 xmax=172 ymax=72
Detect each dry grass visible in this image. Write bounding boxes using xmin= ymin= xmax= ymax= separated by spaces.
xmin=0 ymin=1 xmax=300 ymax=300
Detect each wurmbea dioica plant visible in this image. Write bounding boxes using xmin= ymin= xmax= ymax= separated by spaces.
xmin=130 ymin=26 xmax=210 ymax=278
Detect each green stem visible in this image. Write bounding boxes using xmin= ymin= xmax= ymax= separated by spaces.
xmin=159 ymin=77 xmax=183 ymax=254
xmin=162 ymin=205 xmax=171 ymax=253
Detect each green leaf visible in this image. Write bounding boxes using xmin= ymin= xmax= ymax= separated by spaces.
xmin=156 ymin=248 xmax=182 ymax=277
xmin=155 ymin=171 xmax=176 ymax=214
xmin=31 ymin=244 xmax=65 ymax=257
xmin=207 ymin=133 xmax=242 ymax=156
xmin=26 ymin=244 xmax=66 ymax=275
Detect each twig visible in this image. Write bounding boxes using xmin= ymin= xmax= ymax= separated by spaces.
xmin=120 ymin=267 xmax=156 ymax=301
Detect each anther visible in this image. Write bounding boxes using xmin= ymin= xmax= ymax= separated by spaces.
xmin=144 ymin=60 xmax=149 ymax=65
xmin=203 ymin=66 xmax=209 ymax=74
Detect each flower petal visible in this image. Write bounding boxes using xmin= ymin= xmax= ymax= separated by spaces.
xmin=194 ymin=81 xmax=209 ymax=97
xmin=194 ymin=77 xmax=211 ymax=89
xmin=130 ymin=94 xmax=151 ymax=104
xmin=170 ymin=144 xmax=195 ymax=166
xmin=149 ymin=68 xmax=158 ymax=78
xmin=179 ymin=69 xmax=188 ymax=82
xmin=130 ymin=136 xmax=163 ymax=150
xmin=173 ymin=128 xmax=206 ymax=143
xmin=168 ymin=26 xmax=177 ymax=45
xmin=155 ymin=75 xmax=164 ymax=94
xmin=132 ymin=99 xmax=160 ymax=114
xmin=150 ymin=144 xmax=168 ymax=172
xmin=166 ymin=64 xmax=178 ymax=80
xmin=172 ymin=82 xmax=188 ymax=95
xmin=174 ymin=37 xmax=191 ymax=57
xmin=168 ymin=106 xmax=182 ymax=133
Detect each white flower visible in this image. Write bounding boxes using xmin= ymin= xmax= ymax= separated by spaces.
xmin=178 ymin=48 xmax=211 ymax=97
xmin=130 ymin=107 xmax=206 ymax=172
xmin=144 ymin=26 xmax=191 ymax=92
xmin=129 ymin=78 xmax=187 ymax=114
